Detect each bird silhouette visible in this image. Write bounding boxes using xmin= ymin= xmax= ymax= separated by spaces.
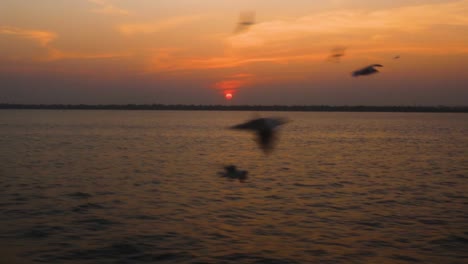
xmin=234 ymin=11 xmax=256 ymax=34
xmin=352 ymin=64 xmax=383 ymax=77
xmin=327 ymin=47 xmax=346 ymax=63
xmin=220 ymin=165 xmax=248 ymax=181
xmin=230 ymin=117 xmax=288 ymax=153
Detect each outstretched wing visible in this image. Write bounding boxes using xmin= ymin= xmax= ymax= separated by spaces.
xmin=230 ymin=118 xmax=265 ymax=130
xmin=352 ymin=64 xmax=383 ymax=77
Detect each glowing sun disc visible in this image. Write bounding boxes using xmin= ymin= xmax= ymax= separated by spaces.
xmin=225 ymin=93 xmax=233 ymax=100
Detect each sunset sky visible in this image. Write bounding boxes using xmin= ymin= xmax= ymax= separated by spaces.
xmin=1 ymin=0 xmax=467 ymax=105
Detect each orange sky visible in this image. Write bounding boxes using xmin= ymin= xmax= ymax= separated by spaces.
xmin=1 ymin=0 xmax=467 ymax=105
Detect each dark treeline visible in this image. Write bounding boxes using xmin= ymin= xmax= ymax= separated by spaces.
xmin=1 ymin=104 xmax=467 ymax=112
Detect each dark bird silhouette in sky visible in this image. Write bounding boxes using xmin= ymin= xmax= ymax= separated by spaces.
xmin=327 ymin=47 xmax=346 ymax=63
xmin=352 ymin=64 xmax=383 ymax=77
xmin=234 ymin=11 xmax=256 ymax=34
xmin=394 ymin=55 xmax=400 ymax=59
xmin=230 ymin=117 xmax=288 ymax=153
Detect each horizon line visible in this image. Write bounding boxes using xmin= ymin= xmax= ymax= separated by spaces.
xmin=1 ymin=103 xmax=467 ymax=113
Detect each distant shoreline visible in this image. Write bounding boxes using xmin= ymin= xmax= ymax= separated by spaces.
xmin=0 ymin=104 xmax=467 ymax=113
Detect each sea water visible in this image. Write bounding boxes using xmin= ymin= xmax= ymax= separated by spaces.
xmin=0 ymin=110 xmax=467 ymax=263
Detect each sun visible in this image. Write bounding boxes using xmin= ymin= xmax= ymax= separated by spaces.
xmin=225 ymin=93 xmax=233 ymax=100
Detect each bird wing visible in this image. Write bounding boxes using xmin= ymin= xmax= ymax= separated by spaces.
xmin=265 ymin=117 xmax=288 ymax=129
xmin=352 ymin=69 xmax=364 ymax=76
xmin=352 ymin=65 xmax=381 ymax=76
xmin=230 ymin=118 xmax=265 ymax=130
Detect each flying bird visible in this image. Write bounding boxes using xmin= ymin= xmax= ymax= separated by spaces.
xmin=230 ymin=117 xmax=288 ymax=153
xmin=327 ymin=47 xmax=346 ymax=63
xmin=393 ymin=55 xmax=400 ymax=59
xmin=352 ymin=64 xmax=383 ymax=77
xmin=220 ymin=165 xmax=248 ymax=182
xmin=234 ymin=11 xmax=256 ymax=34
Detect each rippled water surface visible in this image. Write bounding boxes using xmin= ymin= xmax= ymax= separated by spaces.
xmin=0 ymin=110 xmax=467 ymax=263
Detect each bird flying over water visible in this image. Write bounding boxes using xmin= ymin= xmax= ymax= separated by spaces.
xmin=220 ymin=165 xmax=248 ymax=182
xmin=230 ymin=117 xmax=288 ymax=153
xmin=352 ymin=64 xmax=383 ymax=77
xmin=234 ymin=11 xmax=255 ymax=34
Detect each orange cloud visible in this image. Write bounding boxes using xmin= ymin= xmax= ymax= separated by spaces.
xmin=228 ymin=73 xmax=255 ymax=79
xmin=0 ymin=26 xmax=56 ymax=46
xmin=88 ymin=0 xmax=130 ymax=16
xmin=212 ymin=72 xmax=255 ymax=94
xmin=142 ymin=1 xmax=468 ymax=74
xmin=44 ymin=48 xmax=130 ymax=61
xmin=0 ymin=26 xmax=128 ymax=62
xmin=144 ymin=43 xmax=468 ymax=75
xmin=227 ymin=0 xmax=468 ymax=49
xmin=213 ymin=79 xmax=246 ymax=90
xmin=119 ymin=15 xmax=204 ymax=35
xmin=146 ymin=49 xmax=326 ymax=73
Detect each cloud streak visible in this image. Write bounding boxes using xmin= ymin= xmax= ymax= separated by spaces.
xmin=119 ymin=15 xmax=204 ymax=35
xmin=227 ymin=0 xmax=468 ymax=48
xmin=0 ymin=25 xmax=128 ymax=62
xmin=44 ymin=48 xmax=130 ymax=61
xmin=141 ymin=1 xmax=468 ymax=74
xmin=0 ymin=26 xmax=56 ymax=46
xmin=88 ymin=0 xmax=130 ymax=15
xmin=212 ymin=73 xmax=255 ymax=93
xmin=146 ymin=48 xmax=326 ymax=73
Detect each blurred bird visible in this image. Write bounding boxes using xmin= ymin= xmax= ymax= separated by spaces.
xmin=230 ymin=117 xmax=288 ymax=153
xmin=393 ymin=55 xmax=400 ymax=59
xmin=234 ymin=11 xmax=255 ymax=34
xmin=352 ymin=64 xmax=383 ymax=77
xmin=220 ymin=165 xmax=248 ymax=181
xmin=327 ymin=47 xmax=346 ymax=63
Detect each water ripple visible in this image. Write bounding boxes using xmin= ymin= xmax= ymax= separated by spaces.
xmin=1 ymin=111 xmax=467 ymax=263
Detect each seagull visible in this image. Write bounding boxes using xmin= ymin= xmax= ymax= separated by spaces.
xmin=352 ymin=64 xmax=383 ymax=77
xmin=230 ymin=117 xmax=288 ymax=153
xmin=327 ymin=47 xmax=346 ymax=63
xmin=220 ymin=165 xmax=248 ymax=181
xmin=234 ymin=11 xmax=255 ymax=34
